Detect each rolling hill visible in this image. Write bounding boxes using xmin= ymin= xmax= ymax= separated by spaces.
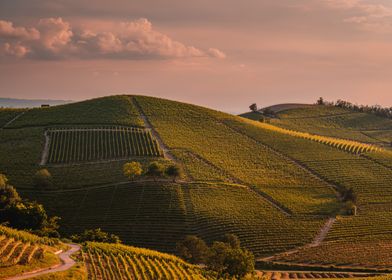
xmin=2 ymin=95 xmax=392 ymax=276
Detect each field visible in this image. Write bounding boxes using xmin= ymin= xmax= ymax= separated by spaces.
xmin=0 ymin=226 xmax=61 ymax=279
xmin=7 ymin=95 xmax=144 ymax=128
xmin=268 ymin=105 xmax=392 ymax=144
xmin=83 ymin=242 xmax=214 ymax=280
xmin=46 ymin=127 xmax=162 ymax=164
xmin=3 ymin=94 xmax=392 ymax=271
xmin=0 ymin=108 xmax=25 ymax=128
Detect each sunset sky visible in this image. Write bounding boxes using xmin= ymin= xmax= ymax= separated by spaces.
xmin=1 ymin=0 xmax=392 ymax=113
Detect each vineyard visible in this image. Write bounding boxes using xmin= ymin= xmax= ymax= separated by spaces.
xmin=269 ymin=105 xmax=392 ymax=144
xmin=7 ymin=95 xmax=144 ymax=128
xmin=0 ymin=226 xmax=60 ymax=279
xmin=0 ymin=108 xmax=25 ymax=128
xmin=46 ymin=127 xmax=162 ymax=164
xmin=83 ymin=242 xmax=214 ymax=280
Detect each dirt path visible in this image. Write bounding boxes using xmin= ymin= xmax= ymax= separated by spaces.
xmin=131 ymin=97 xmax=175 ymax=161
xmin=1 ymin=111 xmax=26 ymax=129
xmin=40 ymin=131 xmax=50 ymax=166
xmin=310 ymin=218 xmax=336 ymax=247
xmin=6 ymin=244 xmax=80 ymax=280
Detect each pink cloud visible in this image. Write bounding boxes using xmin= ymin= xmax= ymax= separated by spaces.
xmin=0 ymin=17 xmax=226 ymax=60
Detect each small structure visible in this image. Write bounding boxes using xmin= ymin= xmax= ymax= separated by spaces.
xmin=41 ymin=104 xmax=50 ymax=108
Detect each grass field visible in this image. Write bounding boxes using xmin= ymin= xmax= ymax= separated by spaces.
xmin=46 ymin=127 xmax=162 ymax=164
xmin=0 ymin=108 xmax=25 ymax=127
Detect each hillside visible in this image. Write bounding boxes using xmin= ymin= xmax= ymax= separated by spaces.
xmin=254 ymin=105 xmax=392 ymax=145
xmin=2 ymin=95 xmax=392 ymax=273
xmin=0 ymin=226 xmax=63 ymax=279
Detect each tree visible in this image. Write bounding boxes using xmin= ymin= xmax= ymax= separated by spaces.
xmin=33 ymin=169 xmax=52 ymax=189
xmin=342 ymin=187 xmax=357 ymax=203
xmin=71 ymin=228 xmax=121 ymax=244
xmin=0 ymin=174 xmax=8 ymax=187
xmin=316 ymin=97 xmax=325 ymax=105
xmin=207 ymin=235 xmax=255 ymax=278
xmin=165 ymin=164 xmax=183 ymax=182
xmin=123 ymin=162 xmax=143 ymax=180
xmin=145 ymin=161 xmax=164 ymax=181
xmin=223 ymin=233 xmax=241 ymax=249
xmin=249 ymin=103 xmax=258 ymax=112
xmin=176 ymin=235 xmax=210 ymax=264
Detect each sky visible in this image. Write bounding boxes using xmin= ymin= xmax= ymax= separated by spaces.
xmin=1 ymin=0 xmax=392 ymax=113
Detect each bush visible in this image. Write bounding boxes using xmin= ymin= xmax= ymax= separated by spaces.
xmin=145 ymin=161 xmax=164 ymax=181
xmin=71 ymin=228 xmax=121 ymax=244
xmin=33 ymin=169 xmax=53 ymax=189
xmin=165 ymin=164 xmax=183 ymax=182
xmin=123 ymin=162 xmax=143 ymax=180
xmin=176 ymin=235 xmax=210 ymax=264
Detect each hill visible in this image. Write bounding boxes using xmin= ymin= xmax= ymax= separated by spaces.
xmin=257 ymin=105 xmax=392 ymax=145
xmin=0 ymin=226 xmax=63 ymax=279
xmin=0 ymin=98 xmax=72 ymax=108
xmin=2 ymin=95 xmax=392 ymax=273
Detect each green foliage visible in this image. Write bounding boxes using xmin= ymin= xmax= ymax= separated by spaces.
xmin=0 ymin=174 xmax=59 ymax=237
xmin=71 ymin=228 xmax=121 ymax=244
xmin=176 ymin=235 xmax=210 ymax=264
xmin=33 ymin=169 xmax=53 ymax=189
xmin=165 ymin=164 xmax=183 ymax=182
xmin=145 ymin=161 xmax=164 ymax=180
xmin=123 ymin=161 xmax=143 ymax=180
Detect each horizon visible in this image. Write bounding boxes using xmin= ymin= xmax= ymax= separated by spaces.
xmin=1 ymin=0 xmax=392 ymax=112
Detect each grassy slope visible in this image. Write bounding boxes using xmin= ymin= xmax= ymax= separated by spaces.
xmin=8 ymin=95 xmax=144 ymax=128
xmin=269 ymin=105 xmax=392 ymax=144
xmin=239 ymin=107 xmax=392 ymax=267
xmin=0 ymin=108 xmax=25 ymax=127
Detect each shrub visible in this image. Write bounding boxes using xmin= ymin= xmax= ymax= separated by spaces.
xmin=71 ymin=228 xmax=121 ymax=244
xmin=33 ymin=169 xmax=53 ymax=189
xmin=176 ymin=235 xmax=210 ymax=264
xmin=165 ymin=164 xmax=183 ymax=182
xmin=145 ymin=161 xmax=164 ymax=181
xmin=123 ymin=162 xmax=143 ymax=180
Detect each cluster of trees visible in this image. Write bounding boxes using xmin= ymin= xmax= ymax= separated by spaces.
xmin=71 ymin=228 xmax=121 ymax=244
xmin=176 ymin=234 xmax=255 ymax=279
xmin=317 ymin=97 xmax=392 ymax=119
xmin=123 ymin=161 xmax=183 ymax=182
xmin=0 ymin=173 xmax=60 ymax=237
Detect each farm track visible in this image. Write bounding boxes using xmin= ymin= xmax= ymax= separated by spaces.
xmin=1 ymin=111 xmax=26 ymax=129
xmin=6 ymin=244 xmax=80 ymax=280
xmin=40 ymin=130 xmax=50 ymax=165
xmin=131 ymin=97 xmax=175 ymax=161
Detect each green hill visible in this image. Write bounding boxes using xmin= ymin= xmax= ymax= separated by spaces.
xmin=2 ymin=95 xmax=392 ymax=271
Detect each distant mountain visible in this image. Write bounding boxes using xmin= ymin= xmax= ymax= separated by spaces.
xmin=0 ymin=97 xmax=72 ymax=108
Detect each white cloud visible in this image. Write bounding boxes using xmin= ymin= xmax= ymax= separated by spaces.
xmin=0 ymin=17 xmax=226 ymax=60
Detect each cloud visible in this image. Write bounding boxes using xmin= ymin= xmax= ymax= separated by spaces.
xmin=324 ymin=0 xmax=392 ymax=32
xmin=0 ymin=17 xmax=226 ymax=60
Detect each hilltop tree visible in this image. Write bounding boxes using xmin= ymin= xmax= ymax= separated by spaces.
xmin=176 ymin=235 xmax=210 ymax=264
xmin=249 ymin=103 xmax=258 ymax=112
xmin=33 ymin=169 xmax=52 ymax=189
xmin=165 ymin=164 xmax=183 ymax=182
xmin=145 ymin=161 xmax=164 ymax=181
xmin=123 ymin=162 xmax=143 ymax=181
xmin=316 ymin=97 xmax=325 ymax=105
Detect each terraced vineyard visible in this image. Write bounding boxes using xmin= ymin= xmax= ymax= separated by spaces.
xmin=0 ymin=226 xmax=60 ymax=279
xmin=46 ymin=127 xmax=162 ymax=164
xmin=83 ymin=242 xmax=214 ymax=280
